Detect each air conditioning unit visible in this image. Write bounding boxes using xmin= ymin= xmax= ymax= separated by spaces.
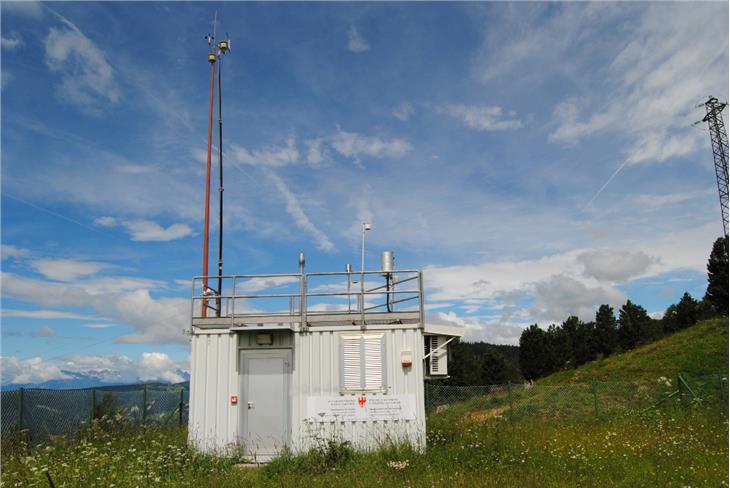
xmin=425 ymin=335 xmax=448 ymax=376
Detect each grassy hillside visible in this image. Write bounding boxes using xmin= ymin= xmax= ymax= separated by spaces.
xmin=3 ymin=318 xmax=727 ymax=487
xmin=541 ymin=318 xmax=728 ymax=384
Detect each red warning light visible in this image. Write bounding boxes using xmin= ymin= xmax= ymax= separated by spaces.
xmin=230 ymin=395 xmax=238 ymax=405
xmin=358 ymin=396 xmax=367 ymax=407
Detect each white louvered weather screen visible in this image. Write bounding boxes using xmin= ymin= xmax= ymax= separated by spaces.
xmin=429 ymin=336 xmax=440 ymax=374
xmin=341 ymin=333 xmax=385 ymax=391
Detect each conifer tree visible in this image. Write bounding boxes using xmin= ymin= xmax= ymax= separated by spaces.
xmin=481 ymin=348 xmax=508 ymax=385
xmin=675 ymin=292 xmax=700 ymax=329
xmin=594 ymin=304 xmax=618 ymax=357
xmin=618 ymin=300 xmax=652 ymax=349
xmin=519 ymin=324 xmax=550 ymax=380
xmin=705 ymin=236 xmax=728 ymax=316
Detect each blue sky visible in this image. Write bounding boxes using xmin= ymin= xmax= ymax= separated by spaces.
xmin=1 ymin=2 xmax=727 ymax=385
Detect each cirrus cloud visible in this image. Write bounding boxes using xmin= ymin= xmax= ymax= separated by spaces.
xmin=347 ymin=25 xmax=370 ymax=53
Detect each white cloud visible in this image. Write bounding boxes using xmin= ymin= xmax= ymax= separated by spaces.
xmin=236 ymin=276 xmax=300 ymax=292
xmin=29 ymin=325 xmax=56 ymax=338
xmin=329 ymin=129 xmax=412 ymax=162
xmin=429 ymin=311 xmax=527 ymax=344
xmin=83 ymin=323 xmax=118 ymax=329
xmin=423 ymin=220 xmax=717 ymax=328
xmin=265 ymin=170 xmax=335 ymax=252
xmin=93 ymin=216 xmax=193 ymax=241
xmin=232 ymin=136 xmax=300 ymax=167
xmin=305 ymin=139 xmax=325 ymax=164
xmin=0 ymin=357 xmax=70 ymax=385
xmin=347 ymin=25 xmax=370 ymax=53
xmin=1 ymin=244 xmax=30 ymax=259
xmin=1 ymin=1 xmax=44 ymax=18
xmin=424 ymin=302 xmax=454 ymax=311
xmin=392 ymin=102 xmax=414 ymax=121
xmin=74 ymin=276 xmax=166 ymax=295
xmin=633 ymin=189 xmax=715 ymax=208
xmin=473 ymin=3 xmax=627 ymax=83
xmin=624 ymin=131 xmax=703 ymax=166
xmin=545 ymin=4 xmax=727 ymax=170
xmin=1 ymin=309 xmax=105 ymax=321
xmin=232 ymin=131 xmax=411 ymax=168
xmin=0 ymin=352 xmax=187 ymax=385
xmin=137 ymin=352 xmax=186 ymax=383
xmin=30 ymin=258 xmax=108 ymax=281
xmin=94 ymin=216 xmax=118 ymax=227
xmin=577 ymin=250 xmax=657 ymax=283
xmin=1 ymin=272 xmax=186 ymax=344
xmin=638 ymin=221 xmax=721 ymax=275
xmin=121 ymin=220 xmax=194 ymax=241
xmin=43 ymin=13 xmax=120 ymax=114
xmin=11 ymin=122 xmax=202 ymax=223
xmin=425 ymin=250 xmax=585 ymax=304
xmin=548 ymin=97 xmax=615 ymax=145
xmin=440 ymin=104 xmax=523 ymax=131
xmin=1 ymin=33 xmax=22 ymax=50
xmin=530 ymin=274 xmax=626 ymax=324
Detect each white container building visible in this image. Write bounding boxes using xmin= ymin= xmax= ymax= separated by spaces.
xmin=187 ymin=253 xmax=462 ymax=460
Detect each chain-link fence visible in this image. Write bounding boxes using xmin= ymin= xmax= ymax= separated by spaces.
xmin=425 ymin=373 xmax=728 ymax=421
xmin=1 ymin=384 xmax=188 ymax=444
xmin=3 ymin=375 xmax=725 ymax=445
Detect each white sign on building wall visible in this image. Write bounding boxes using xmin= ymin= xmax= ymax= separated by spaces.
xmin=307 ymin=394 xmax=417 ymax=422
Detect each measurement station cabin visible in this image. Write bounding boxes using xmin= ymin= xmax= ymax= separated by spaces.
xmin=188 ymin=252 xmax=462 ymax=460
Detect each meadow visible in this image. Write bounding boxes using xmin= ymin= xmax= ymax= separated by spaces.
xmin=2 ymin=319 xmax=727 ymax=487
xmin=2 ymin=404 xmax=726 ymax=487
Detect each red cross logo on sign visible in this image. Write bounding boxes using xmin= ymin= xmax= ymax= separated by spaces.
xmin=358 ymin=396 xmax=367 ymax=407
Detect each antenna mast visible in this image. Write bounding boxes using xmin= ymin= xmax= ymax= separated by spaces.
xmin=216 ymin=33 xmax=231 ymax=317
xmin=702 ymin=96 xmax=730 ymax=239
xmin=201 ymin=12 xmax=218 ymax=317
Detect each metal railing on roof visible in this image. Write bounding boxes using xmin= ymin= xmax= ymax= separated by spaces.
xmin=190 ymin=269 xmax=424 ymax=328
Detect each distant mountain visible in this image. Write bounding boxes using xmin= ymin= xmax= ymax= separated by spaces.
xmin=1 ymin=369 xmax=190 ymax=391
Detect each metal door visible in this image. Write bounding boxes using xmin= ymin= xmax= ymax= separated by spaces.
xmin=240 ymin=350 xmax=290 ymax=456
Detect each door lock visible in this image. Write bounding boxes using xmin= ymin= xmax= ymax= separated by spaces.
xmin=247 ymin=401 xmax=254 ymax=410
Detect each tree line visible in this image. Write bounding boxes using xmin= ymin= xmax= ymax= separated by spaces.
xmin=440 ymin=342 xmax=522 ymax=386
xmin=435 ymin=237 xmax=728 ymax=385
xmin=519 ymin=236 xmax=728 ymax=380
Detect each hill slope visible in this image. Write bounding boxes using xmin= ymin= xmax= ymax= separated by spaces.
xmin=541 ymin=318 xmax=728 ymax=384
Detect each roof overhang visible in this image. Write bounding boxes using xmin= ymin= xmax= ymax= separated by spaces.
xmin=423 ymin=323 xmax=465 ymax=338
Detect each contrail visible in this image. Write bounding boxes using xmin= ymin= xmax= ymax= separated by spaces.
xmin=585 ymin=158 xmax=631 ymax=208
xmin=3 ymin=193 xmax=115 ymax=237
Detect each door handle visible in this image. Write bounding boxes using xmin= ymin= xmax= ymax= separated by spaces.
xmin=247 ymin=401 xmax=254 ymax=410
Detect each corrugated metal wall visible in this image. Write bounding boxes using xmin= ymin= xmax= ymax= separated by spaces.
xmin=291 ymin=326 xmax=426 ymax=452
xmin=189 ymin=325 xmax=426 ymax=455
xmin=188 ymin=331 xmax=239 ymax=453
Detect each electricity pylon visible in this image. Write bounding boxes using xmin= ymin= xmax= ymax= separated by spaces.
xmin=702 ymin=96 xmax=729 ymax=238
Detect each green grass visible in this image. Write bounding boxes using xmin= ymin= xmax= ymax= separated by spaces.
xmin=541 ymin=318 xmax=728 ymax=384
xmin=2 ymin=318 xmax=727 ymax=487
xmin=2 ymin=407 xmax=727 ymax=487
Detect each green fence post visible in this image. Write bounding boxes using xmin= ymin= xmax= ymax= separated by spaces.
xmin=678 ymin=374 xmax=684 ymax=410
xmin=592 ymin=379 xmax=600 ymax=419
xmin=18 ymin=387 xmax=24 ymax=432
xmin=179 ymin=389 xmax=184 ymax=427
xmin=142 ymin=384 xmax=147 ymax=423
xmin=91 ymin=389 xmax=96 ymax=422
xmin=507 ymin=381 xmax=514 ymax=421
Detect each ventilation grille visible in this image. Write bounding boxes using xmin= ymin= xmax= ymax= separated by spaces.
xmin=426 ymin=335 xmax=448 ymax=376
